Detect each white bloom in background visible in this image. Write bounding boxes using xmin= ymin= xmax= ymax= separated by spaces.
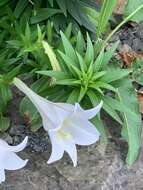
xmin=13 ymin=77 xmax=103 ymax=166
xmin=0 ymin=136 xmax=28 ymax=183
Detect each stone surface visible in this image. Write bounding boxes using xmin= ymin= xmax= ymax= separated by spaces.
xmin=1 ymin=143 xmax=143 ymax=190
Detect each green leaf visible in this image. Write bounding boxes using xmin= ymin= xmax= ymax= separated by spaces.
xmin=102 ymin=41 xmax=119 ymax=67
xmin=102 ymin=96 xmax=138 ymax=118
xmin=76 ymin=31 xmax=85 ymax=55
xmin=102 ymin=98 xmax=123 ymax=124
xmin=0 ymin=0 xmax=9 ymax=7
xmin=0 ymin=84 xmax=12 ymax=105
xmin=58 ymin=51 xmax=81 ymax=77
xmin=47 ymin=21 xmax=53 ymax=44
xmin=66 ymin=0 xmax=82 ymax=25
xmin=55 ymin=79 xmax=80 ymax=86
xmin=94 ymin=49 xmax=104 ymax=72
xmin=48 ymin=0 xmax=54 ymax=6
xmin=31 ymin=8 xmax=62 ymax=24
xmin=92 ymin=71 xmax=106 ymax=81
xmin=60 ymin=31 xmax=78 ymax=65
xmin=102 ymin=69 xmax=131 ymax=83
xmin=117 ymin=81 xmax=142 ymax=165
xmin=37 ymin=70 xmax=68 ymax=80
xmin=88 ymin=92 xmax=122 ymax=124
xmin=3 ymin=65 xmax=21 ymax=83
xmin=83 ymin=6 xmax=98 ymax=29
xmin=56 ymin=0 xmax=67 ymax=16
xmin=84 ymin=33 xmax=94 ymax=66
xmin=0 ymin=115 xmax=10 ymax=132
xmin=78 ymin=86 xmax=87 ymax=102
xmin=124 ymin=0 xmax=143 ymax=22
xmin=76 ymin=52 xmax=87 ymax=73
xmin=14 ymin=0 xmax=28 ymax=18
xmin=64 ymin=23 xmax=72 ymax=39
xmin=67 ymin=89 xmax=79 ymax=103
xmin=87 ymin=90 xmax=108 ymax=149
xmin=90 ymin=82 xmax=117 ymax=93
xmin=97 ymin=0 xmax=117 ymax=37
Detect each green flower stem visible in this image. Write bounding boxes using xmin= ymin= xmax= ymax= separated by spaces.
xmin=102 ymin=4 xmax=143 ymax=48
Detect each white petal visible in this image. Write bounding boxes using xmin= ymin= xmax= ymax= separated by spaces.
xmin=34 ymin=97 xmax=71 ymax=128
xmin=0 ymin=136 xmax=28 ymax=152
xmin=63 ymin=116 xmax=100 ymax=145
xmin=62 ymin=139 xmax=77 ymax=167
xmin=42 ymin=117 xmax=56 ymax=131
xmin=3 ymin=152 xmax=28 ymax=170
xmin=0 ymin=168 xmax=5 ymax=183
xmin=47 ymin=131 xmax=64 ymax=164
xmin=75 ymin=101 xmax=103 ymax=119
xmin=14 ymin=78 xmax=75 ymax=131
xmin=55 ymin=102 xmax=74 ymax=112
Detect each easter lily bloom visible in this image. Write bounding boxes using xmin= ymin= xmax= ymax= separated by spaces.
xmin=0 ymin=136 xmax=28 ymax=183
xmin=13 ymin=78 xmax=102 ymax=166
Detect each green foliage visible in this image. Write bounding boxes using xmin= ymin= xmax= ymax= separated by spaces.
xmin=117 ymin=81 xmax=142 ymax=165
xmin=124 ymin=0 xmax=143 ymax=22
xmin=0 ymin=0 xmax=99 ymax=33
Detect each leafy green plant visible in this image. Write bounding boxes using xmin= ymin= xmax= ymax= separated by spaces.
xmin=36 ymin=32 xmax=141 ymax=165
xmin=0 ymin=0 xmax=99 ymax=33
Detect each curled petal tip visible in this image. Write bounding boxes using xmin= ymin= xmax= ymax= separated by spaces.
xmin=24 ymin=136 xmax=28 ymax=144
xmin=47 ymin=160 xmax=53 ymax=165
xmin=73 ymin=162 xmax=77 ymax=167
xmin=23 ymin=159 xmax=29 ymax=167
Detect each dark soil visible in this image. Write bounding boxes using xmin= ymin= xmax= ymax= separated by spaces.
xmin=119 ymin=22 xmax=143 ymax=52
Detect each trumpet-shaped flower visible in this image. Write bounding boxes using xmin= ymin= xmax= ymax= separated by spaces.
xmin=0 ymin=136 xmax=28 ymax=183
xmin=13 ymin=78 xmax=103 ymax=166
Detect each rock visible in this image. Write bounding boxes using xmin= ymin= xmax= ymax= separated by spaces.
xmin=132 ymin=38 xmax=143 ymax=52
xmin=1 ymin=143 xmax=143 ymax=190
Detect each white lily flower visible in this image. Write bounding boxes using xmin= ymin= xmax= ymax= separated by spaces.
xmin=0 ymin=136 xmax=28 ymax=183
xmin=13 ymin=78 xmax=103 ymax=166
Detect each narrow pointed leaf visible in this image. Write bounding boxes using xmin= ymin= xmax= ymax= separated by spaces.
xmin=84 ymin=33 xmax=94 ymax=66
xmin=76 ymin=31 xmax=85 ymax=55
xmin=36 ymin=70 xmax=68 ymax=80
xmin=94 ymin=49 xmax=104 ymax=72
xmin=117 ymin=81 xmax=142 ymax=165
xmin=67 ymin=89 xmax=79 ymax=103
xmin=60 ymin=31 xmax=78 ymax=65
xmin=102 ymin=69 xmax=131 ymax=83
xmin=102 ymin=41 xmax=119 ymax=67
